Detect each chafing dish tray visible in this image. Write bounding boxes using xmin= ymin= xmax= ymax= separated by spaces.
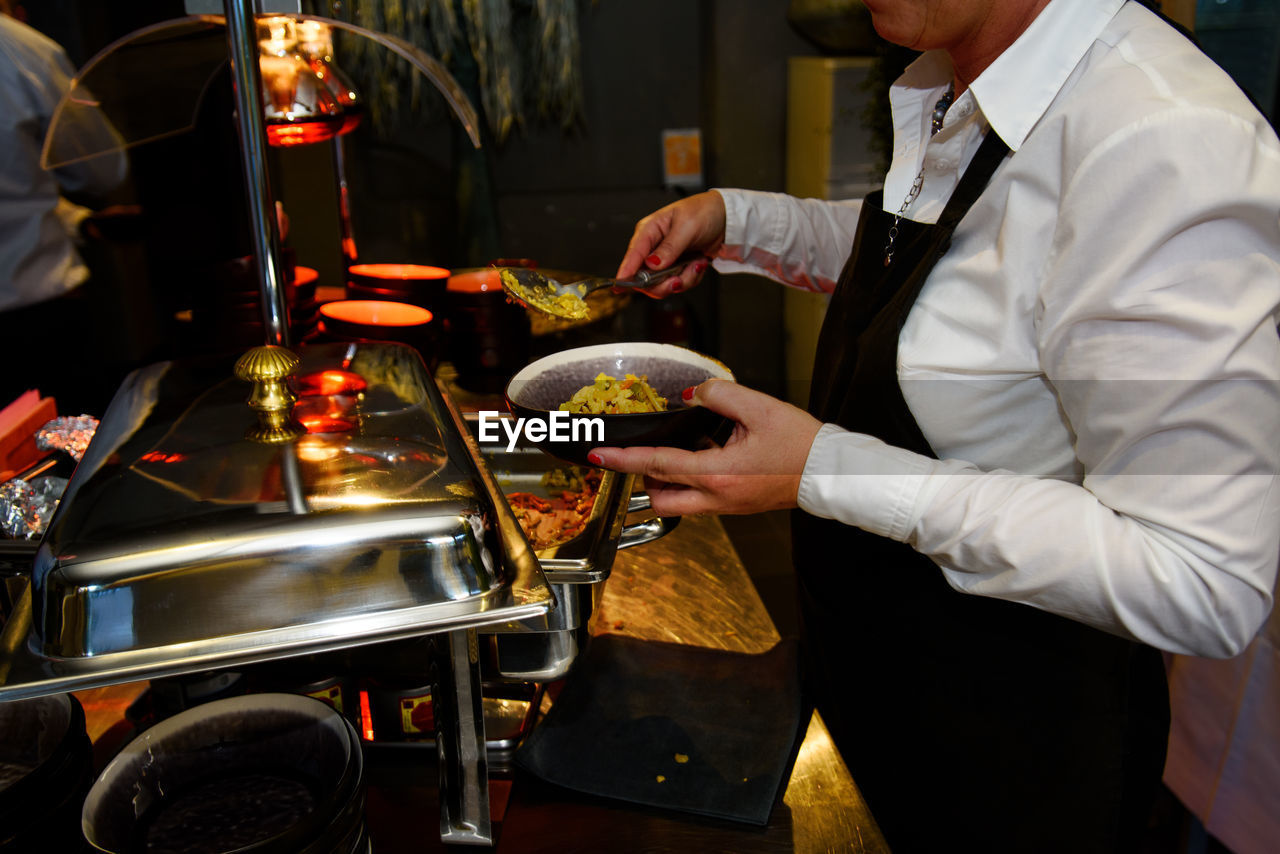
xmin=468 ymin=413 xmax=678 ymax=681
xmin=470 ymin=414 xmax=677 ymax=582
xmin=0 ymin=342 xmax=552 ymax=701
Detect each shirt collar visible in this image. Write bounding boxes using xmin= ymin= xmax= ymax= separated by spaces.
xmin=895 ymin=0 xmax=1127 ymax=152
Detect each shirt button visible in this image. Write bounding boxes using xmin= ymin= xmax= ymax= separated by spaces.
xmin=954 ymin=101 xmax=974 ymax=118
xmin=933 ymin=158 xmax=954 ymax=172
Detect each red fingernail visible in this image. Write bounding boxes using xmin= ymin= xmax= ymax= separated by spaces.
xmin=681 ymin=386 xmax=695 ymax=401
xmin=587 ymin=452 xmax=604 ymax=466
xmin=671 ymin=282 xmax=683 ymax=293
xmin=646 ymin=254 xmax=662 ymax=268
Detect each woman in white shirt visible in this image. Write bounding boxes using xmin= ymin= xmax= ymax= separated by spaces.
xmin=589 ymin=1 xmax=1280 ymax=850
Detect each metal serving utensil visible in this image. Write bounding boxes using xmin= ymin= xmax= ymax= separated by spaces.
xmin=497 ymin=256 xmax=699 ymax=319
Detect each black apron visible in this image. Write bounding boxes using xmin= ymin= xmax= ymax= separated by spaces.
xmin=792 ymin=131 xmax=1169 ymax=852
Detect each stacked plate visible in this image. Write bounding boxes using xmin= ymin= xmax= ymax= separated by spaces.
xmin=345 ymin=263 xmax=450 ymax=317
xmin=186 ymin=255 xmax=322 ymax=350
xmin=82 ymin=694 xmax=367 ymax=854
xmin=0 ymin=693 xmax=94 ymax=852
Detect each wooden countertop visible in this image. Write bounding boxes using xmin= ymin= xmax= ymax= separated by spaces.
xmin=500 ymin=513 xmax=887 ymax=853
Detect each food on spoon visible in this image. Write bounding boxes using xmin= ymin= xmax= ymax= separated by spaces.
xmin=559 ymin=373 xmax=668 ymax=414
xmin=499 ymin=269 xmax=590 ymax=320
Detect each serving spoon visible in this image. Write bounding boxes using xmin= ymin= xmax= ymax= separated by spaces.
xmin=497 ymin=256 xmax=700 ymax=319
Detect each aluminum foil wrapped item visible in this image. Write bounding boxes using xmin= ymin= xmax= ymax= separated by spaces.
xmin=0 ymin=476 xmax=69 ymax=540
xmin=35 ymin=415 xmax=99 ymax=462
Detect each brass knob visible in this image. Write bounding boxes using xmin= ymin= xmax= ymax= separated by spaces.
xmin=234 ymin=345 xmax=305 ymax=443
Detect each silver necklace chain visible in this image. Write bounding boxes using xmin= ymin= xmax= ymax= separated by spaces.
xmin=884 ymin=83 xmax=956 ymax=267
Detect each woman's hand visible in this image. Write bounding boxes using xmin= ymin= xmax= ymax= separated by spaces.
xmin=587 ymin=379 xmax=823 ymax=516
xmin=616 ymin=190 xmax=727 ymax=297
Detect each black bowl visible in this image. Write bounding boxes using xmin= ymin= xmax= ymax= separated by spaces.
xmin=82 ymin=693 xmax=365 ymax=854
xmin=503 ymin=342 xmax=735 ymax=466
xmin=347 ymin=263 xmax=449 ymax=315
xmin=318 ymin=300 xmax=436 ymax=352
xmin=0 ymin=693 xmax=94 ymax=852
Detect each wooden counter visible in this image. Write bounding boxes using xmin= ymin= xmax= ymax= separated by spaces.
xmin=497 ymin=512 xmax=889 ymax=854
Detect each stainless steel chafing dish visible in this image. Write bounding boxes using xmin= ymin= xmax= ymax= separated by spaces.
xmin=0 ymin=341 xmax=555 ymax=845
xmin=23 ymin=341 xmax=549 ymax=668
xmin=0 ymin=0 xmax=678 ymax=843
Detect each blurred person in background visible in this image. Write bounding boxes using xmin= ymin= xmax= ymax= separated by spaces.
xmin=0 ymin=0 xmax=131 ymax=415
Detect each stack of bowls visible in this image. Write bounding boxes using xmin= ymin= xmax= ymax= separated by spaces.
xmin=82 ymin=693 xmax=366 ymax=854
xmin=187 ymin=254 xmax=322 ymax=351
xmin=345 ymin=263 xmax=450 ymax=317
xmin=318 ymin=299 xmax=437 ymax=363
xmin=445 ymin=268 xmax=531 ymax=392
xmin=0 ymin=693 xmax=94 ymax=852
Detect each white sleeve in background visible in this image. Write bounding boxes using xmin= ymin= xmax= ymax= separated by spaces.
xmin=799 ymin=109 xmax=1280 ymax=660
xmin=713 ymin=188 xmax=862 ymax=293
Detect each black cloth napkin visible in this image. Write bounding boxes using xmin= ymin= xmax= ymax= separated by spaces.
xmin=513 ymin=634 xmax=803 ymax=826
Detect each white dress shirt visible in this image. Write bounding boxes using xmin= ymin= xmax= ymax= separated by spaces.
xmin=0 ymin=14 xmax=126 ymax=312
xmin=714 ymin=0 xmax=1280 ymax=658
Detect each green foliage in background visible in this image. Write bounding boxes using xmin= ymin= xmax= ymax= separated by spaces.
xmin=303 ymin=0 xmax=584 ymax=142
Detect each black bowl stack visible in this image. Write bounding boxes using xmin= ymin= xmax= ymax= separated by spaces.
xmin=185 ymin=253 xmax=322 ymax=352
xmin=0 ymin=693 xmax=94 ymax=852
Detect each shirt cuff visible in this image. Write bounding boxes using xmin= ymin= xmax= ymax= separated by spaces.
xmin=797 ymin=423 xmax=941 ymax=541
xmin=717 ymin=187 xmax=750 ymax=250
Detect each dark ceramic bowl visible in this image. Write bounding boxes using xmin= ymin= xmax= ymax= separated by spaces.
xmin=0 ymin=693 xmax=94 ymax=852
xmin=82 ymin=693 xmax=365 ymax=854
xmin=504 ymin=342 xmax=735 ymax=466
xmin=347 ymin=263 xmax=449 ymax=314
xmin=318 ymin=300 xmax=435 ymax=350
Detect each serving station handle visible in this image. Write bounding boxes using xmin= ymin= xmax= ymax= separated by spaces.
xmin=619 ymin=491 xmax=681 ymax=550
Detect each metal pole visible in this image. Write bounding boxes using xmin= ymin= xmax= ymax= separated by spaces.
xmin=223 ymin=0 xmax=292 ymax=347
xmin=333 ymin=135 xmax=357 ymax=281
xmin=435 ymin=628 xmax=492 ymax=845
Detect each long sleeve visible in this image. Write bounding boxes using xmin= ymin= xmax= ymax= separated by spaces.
xmin=712 ymin=188 xmax=862 ymax=293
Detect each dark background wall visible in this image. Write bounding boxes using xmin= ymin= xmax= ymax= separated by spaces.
xmin=22 ymin=0 xmax=819 ymax=397
xmin=286 ymin=0 xmax=818 ymax=396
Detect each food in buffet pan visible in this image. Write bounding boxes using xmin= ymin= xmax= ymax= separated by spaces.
xmin=465 ymin=411 xmax=678 ymax=681
xmin=507 ymin=467 xmax=603 ymax=550
xmin=504 ymin=342 xmax=735 ymax=467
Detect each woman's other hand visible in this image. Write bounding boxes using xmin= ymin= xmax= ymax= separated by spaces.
xmin=617 ymin=190 xmax=727 ymax=297
xmin=587 ymin=379 xmax=822 ymax=516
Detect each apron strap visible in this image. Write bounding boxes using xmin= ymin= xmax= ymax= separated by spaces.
xmin=937 ymin=129 xmax=1011 ymax=230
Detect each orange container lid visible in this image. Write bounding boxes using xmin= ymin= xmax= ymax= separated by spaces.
xmin=446 ymin=269 xmax=504 ymax=293
xmin=349 ymin=263 xmax=450 ymax=281
xmin=320 ymin=300 xmax=433 ymax=327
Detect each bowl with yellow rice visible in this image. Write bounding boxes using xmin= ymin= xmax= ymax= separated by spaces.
xmin=504 ymin=342 xmax=735 ymax=466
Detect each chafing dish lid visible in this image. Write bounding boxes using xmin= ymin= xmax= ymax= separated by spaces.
xmin=29 ymin=342 xmax=551 ymax=662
